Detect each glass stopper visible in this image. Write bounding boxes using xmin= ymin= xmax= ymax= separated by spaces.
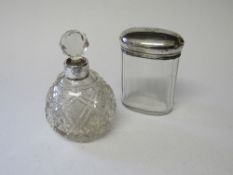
xmin=60 ymin=29 xmax=89 ymax=59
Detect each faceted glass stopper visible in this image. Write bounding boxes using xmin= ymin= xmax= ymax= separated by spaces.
xmin=60 ymin=30 xmax=89 ymax=58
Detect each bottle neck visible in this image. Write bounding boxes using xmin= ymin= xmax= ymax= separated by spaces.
xmin=64 ymin=57 xmax=89 ymax=80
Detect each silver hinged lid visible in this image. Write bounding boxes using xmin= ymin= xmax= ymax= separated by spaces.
xmin=120 ymin=27 xmax=184 ymax=60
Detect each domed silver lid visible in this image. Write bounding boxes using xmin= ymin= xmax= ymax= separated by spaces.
xmin=120 ymin=27 xmax=184 ymax=60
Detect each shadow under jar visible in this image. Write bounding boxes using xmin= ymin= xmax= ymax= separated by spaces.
xmin=120 ymin=27 xmax=184 ymax=115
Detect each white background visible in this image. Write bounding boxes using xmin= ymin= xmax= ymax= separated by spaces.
xmin=0 ymin=0 xmax=233 ymax=174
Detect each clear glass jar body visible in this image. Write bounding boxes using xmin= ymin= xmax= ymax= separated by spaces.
xmin=122 ymin=53 xmax=179 ymax=115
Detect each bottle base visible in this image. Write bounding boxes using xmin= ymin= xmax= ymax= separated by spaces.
xmin=52 ymin=125 xmax=111 ymax=143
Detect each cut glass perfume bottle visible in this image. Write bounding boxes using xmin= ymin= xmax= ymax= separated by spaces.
xmin=45 ymin=30 xmax=116 ymax=142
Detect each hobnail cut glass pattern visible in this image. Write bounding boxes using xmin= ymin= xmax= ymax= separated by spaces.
xmin=45 ymin=70 xmax=116 ymax=142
